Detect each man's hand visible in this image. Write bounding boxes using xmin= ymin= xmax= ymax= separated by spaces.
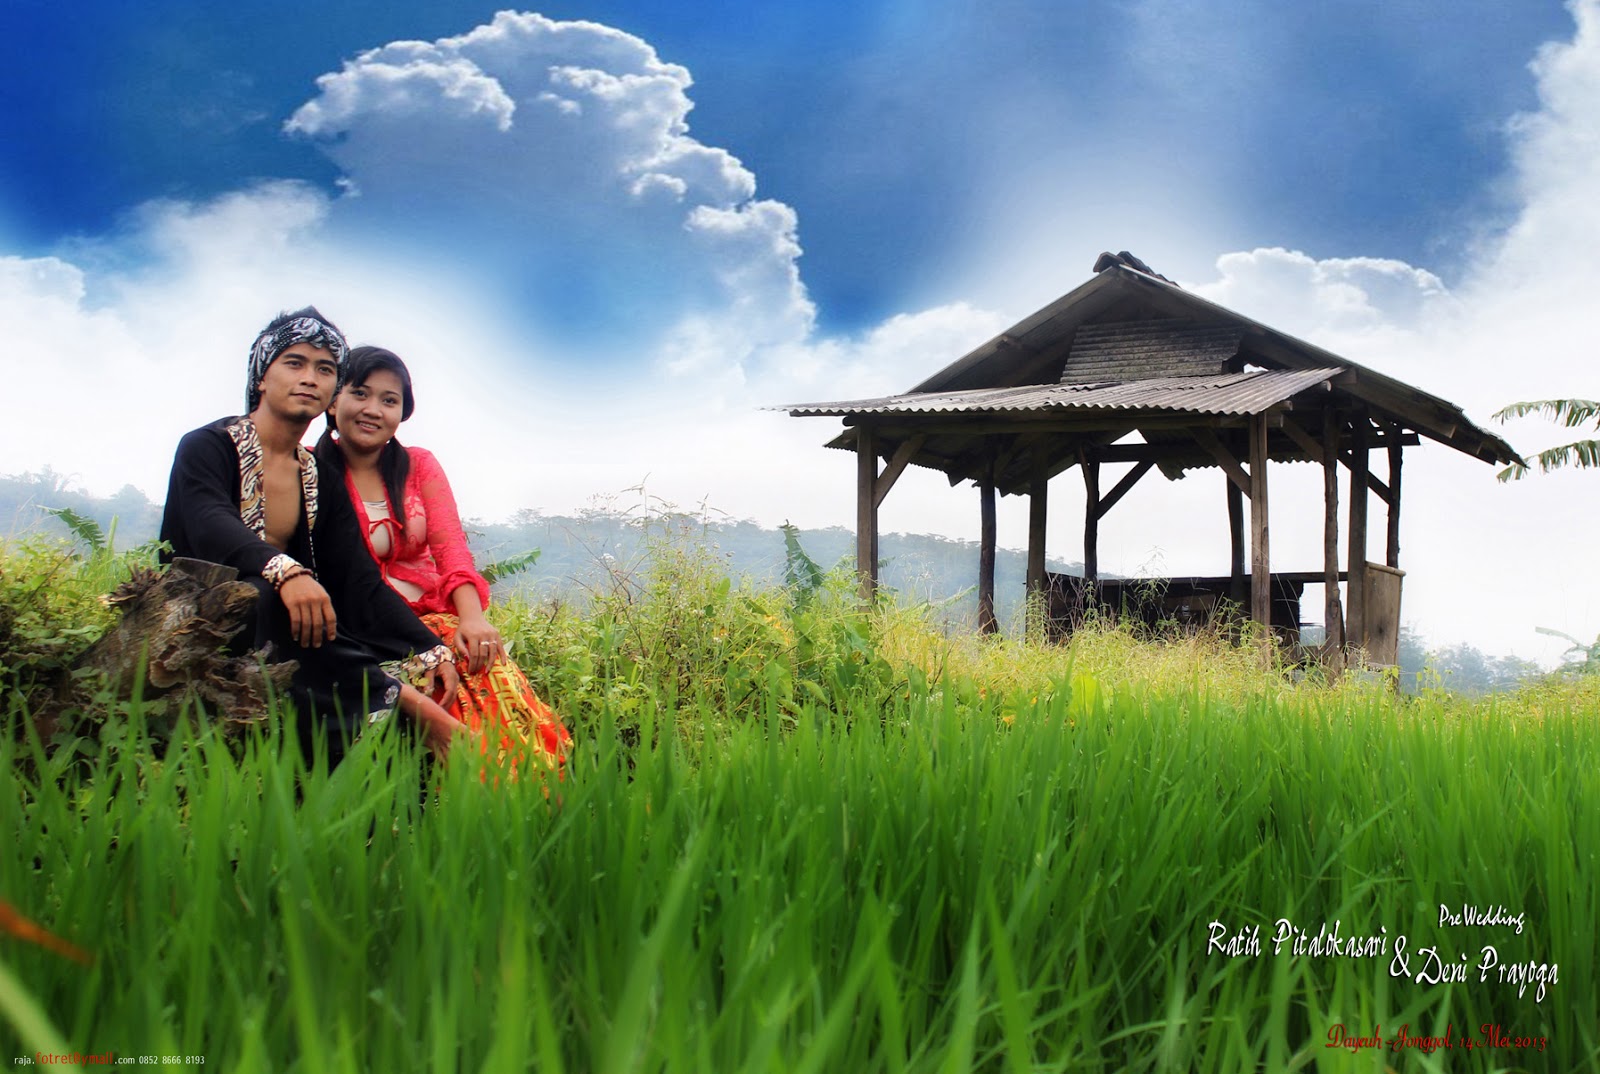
xmin=399 ymin=684 xmax=468 ymax=760
xmin=278 ymin=572 xmax=337 ymax=648
xmin=429 ymin=660 xmax=462 ymax=705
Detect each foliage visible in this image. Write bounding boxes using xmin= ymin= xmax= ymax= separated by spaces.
xmin=0 ymin=540 xmax=117 ymax=706
xmin=40 ymin=507 xmax=107 ymax=554
xmin=1535 ymin=625 xmax=1600 ymax=675
xmin=496 ymin=507 xmax=903 ymax=749
xmin=1493 ymin=397 xmax=1600 ymax=481
xmin=0 ymin=514 xmax=165 ymax=718
xmin=477 ymin=547 xmax=540 ymax=586
xmin=780 ymin=520 xmax=826 ymax=601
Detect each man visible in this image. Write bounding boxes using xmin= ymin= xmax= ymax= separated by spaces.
xmin=160 ymin=307 xmax=464 ymax=762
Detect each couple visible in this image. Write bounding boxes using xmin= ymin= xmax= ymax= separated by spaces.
xmin=160 ymin=306 xmax=569 ymax=771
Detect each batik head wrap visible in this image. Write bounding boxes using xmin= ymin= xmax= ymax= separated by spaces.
xmin=245 ymin=307 xmax=349 ymax=413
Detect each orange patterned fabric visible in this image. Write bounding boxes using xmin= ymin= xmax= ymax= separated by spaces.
xmin=418 ymin=612 xmax=570 ymax=777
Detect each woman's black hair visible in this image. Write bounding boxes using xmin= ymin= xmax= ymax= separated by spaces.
xmin=315 ymin=345 xmax=415 ymax=529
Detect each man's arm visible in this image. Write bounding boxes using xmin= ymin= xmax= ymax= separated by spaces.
xmin=166 ymin=426 xmax=338 ymax=646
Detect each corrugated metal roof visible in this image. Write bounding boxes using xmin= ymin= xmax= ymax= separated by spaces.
xmin=778 ymin=367 xmax=1342 ymax=418
xmin=885 ymin=262 xmax=1520 ymax=465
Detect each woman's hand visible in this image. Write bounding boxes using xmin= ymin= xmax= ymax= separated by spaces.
xmin=454 ymin=610 xmax=503 ymax=675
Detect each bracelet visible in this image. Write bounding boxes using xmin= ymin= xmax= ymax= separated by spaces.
xmin=263 ymin=554 xmax=307 ymax=590
xmin=400 ymin=644 xmax=455 ymax=681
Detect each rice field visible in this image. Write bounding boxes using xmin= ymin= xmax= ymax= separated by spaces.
xmin=5 ymin=651 xmax=1596 ymax=1072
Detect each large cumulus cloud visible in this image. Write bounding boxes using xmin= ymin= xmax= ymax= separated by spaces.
xmin=285 ymin=11 xmax=814 ymax=363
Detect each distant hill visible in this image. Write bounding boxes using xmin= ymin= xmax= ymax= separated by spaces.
xmin=468 ymin=508 xmax=1083 ymax=631
xmin=1 ymin=469 xmax=165 ymax=550
xmin=0 ymin=468 xmax=1078 ymax=631
xmin=0 ymin=469 xmax=1546 ymax=690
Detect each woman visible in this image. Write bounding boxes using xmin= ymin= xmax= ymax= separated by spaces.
xmin=316 ymin=345 xmax=570 ymax=775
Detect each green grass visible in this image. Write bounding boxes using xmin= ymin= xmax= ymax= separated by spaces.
xmin=5 ymin=668 xmax=1596 ymax=1072
xmin=3 ymin=533 xmax=1597 ymax=1071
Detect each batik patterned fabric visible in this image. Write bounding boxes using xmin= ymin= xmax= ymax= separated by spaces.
xmin=404 ymin=612 xmax=571 ymax=778
xmin=224 ymin=417 xmax=319 ymax=580
xmin=246 ymin=314 xmax=349 ymax=412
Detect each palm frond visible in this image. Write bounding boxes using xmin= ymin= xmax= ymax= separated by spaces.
xmin=781 ymin=521 xmax=825 ymax=599
xmin=1527 ymin=439 xmax=1600 ymax=475
xmin=1492 ymin=398 xmax=1600 ymax=429
xmin=1495 ymin=461 xmax=1528 ymax=483
xmin=41 ymin=507 xmax=107 ymax=553
xmin=1497 ymin=440 xmax=1600 ymax=481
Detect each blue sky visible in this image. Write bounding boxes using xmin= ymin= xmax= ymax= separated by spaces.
xmin=2 ymin=1 xmax=1598 ymax=658
xmin=1 ymin=1 xmax=1572 ymax=326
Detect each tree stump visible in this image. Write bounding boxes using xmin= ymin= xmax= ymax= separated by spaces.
xmin=40 ymin=558 xmax=297 ymax=740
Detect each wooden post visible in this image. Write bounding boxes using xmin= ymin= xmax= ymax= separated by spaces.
xmin=1082 ymin=458 xmax=1100 ymax=583
xmin=856 ymin=425 xmax=879 ymax=606
xmin=1386 ymin=432 xmax=1403 ymax=569
xmin=978 ymin=462 xmax=998 ymax=635
xmin=1226 ymin=472 xmax=1245 ymax=604
xmin=1027 ymin=465 xmax=1048 ymax=637
xmin=1248 ymin=414 xmax=1271 ymax=629
xmin=1347 ymin=416 xmax=1369 ymax=653
xmin=1321 ymin=407 xmax=1346 ymax=669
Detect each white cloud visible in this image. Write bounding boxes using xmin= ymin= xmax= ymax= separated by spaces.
xmin=1192 ymin=247 xmax=1454 ymax=345
xmin=1490 ymin=0 xmax=1600 ymax=276
xmin=284 ymin=11 xmax=806 ymax=359
xmin=6 ymin=5 xmax=1600 ymax=666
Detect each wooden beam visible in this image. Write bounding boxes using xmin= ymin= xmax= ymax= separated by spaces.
xmin=1082 ymin=454 xmax=1100 ymax=583
xmin=856 ymin=425 xmax=879 ymax=605
xmin=1387 ymin=432 xmax=1403 ymax=569
xmin=1322 ymin=407 xmax=1346 ymax=670
xmin=1027 ymin=466 xmax=1048 ymax=637
xmin=1287 ymin=415 xmax=1397 ymax=503
xmin=1094 ymin=459 xmax=1156 ymax=519
xmin=1191 ymin=427 xmax=1252 ymax=495
xmin=1249 ymin=414 xmax=1271 ymax=628
xmin=991 ymin=436 xmax=1031 ymax=481
xmin=939 ymin=434 xmax=1042 ymax=492
xmin=873 ymin=435 xmax=924 ymax=508
xmin=1084 ymin=429 xmax=1418 ymax=466
xmin=1227 ymin=476 xmax=1245 ymax=604
xmin=1337 ymin=450 xmax=1393 ymax=504
xmin=945 ymin=430 xmax=1084 ymax=493
xmin=1280 ymin=419 xmax=1324 ymax=464
xmin=978 ymin=463 xmax=998 ymax=635
xmin=1347 ymin=418 xmax=1369 ymax=652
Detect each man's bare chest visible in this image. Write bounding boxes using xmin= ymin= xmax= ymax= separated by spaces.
xmin=261 ymin=457 xmax=304 ymax=551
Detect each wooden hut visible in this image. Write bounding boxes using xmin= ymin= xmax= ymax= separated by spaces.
xmin=777 ymin=253 xmax=1520 ymax=664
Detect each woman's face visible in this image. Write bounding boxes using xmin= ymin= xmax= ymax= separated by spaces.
xmin=332 ymin=368 xmax=406 ymax=455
